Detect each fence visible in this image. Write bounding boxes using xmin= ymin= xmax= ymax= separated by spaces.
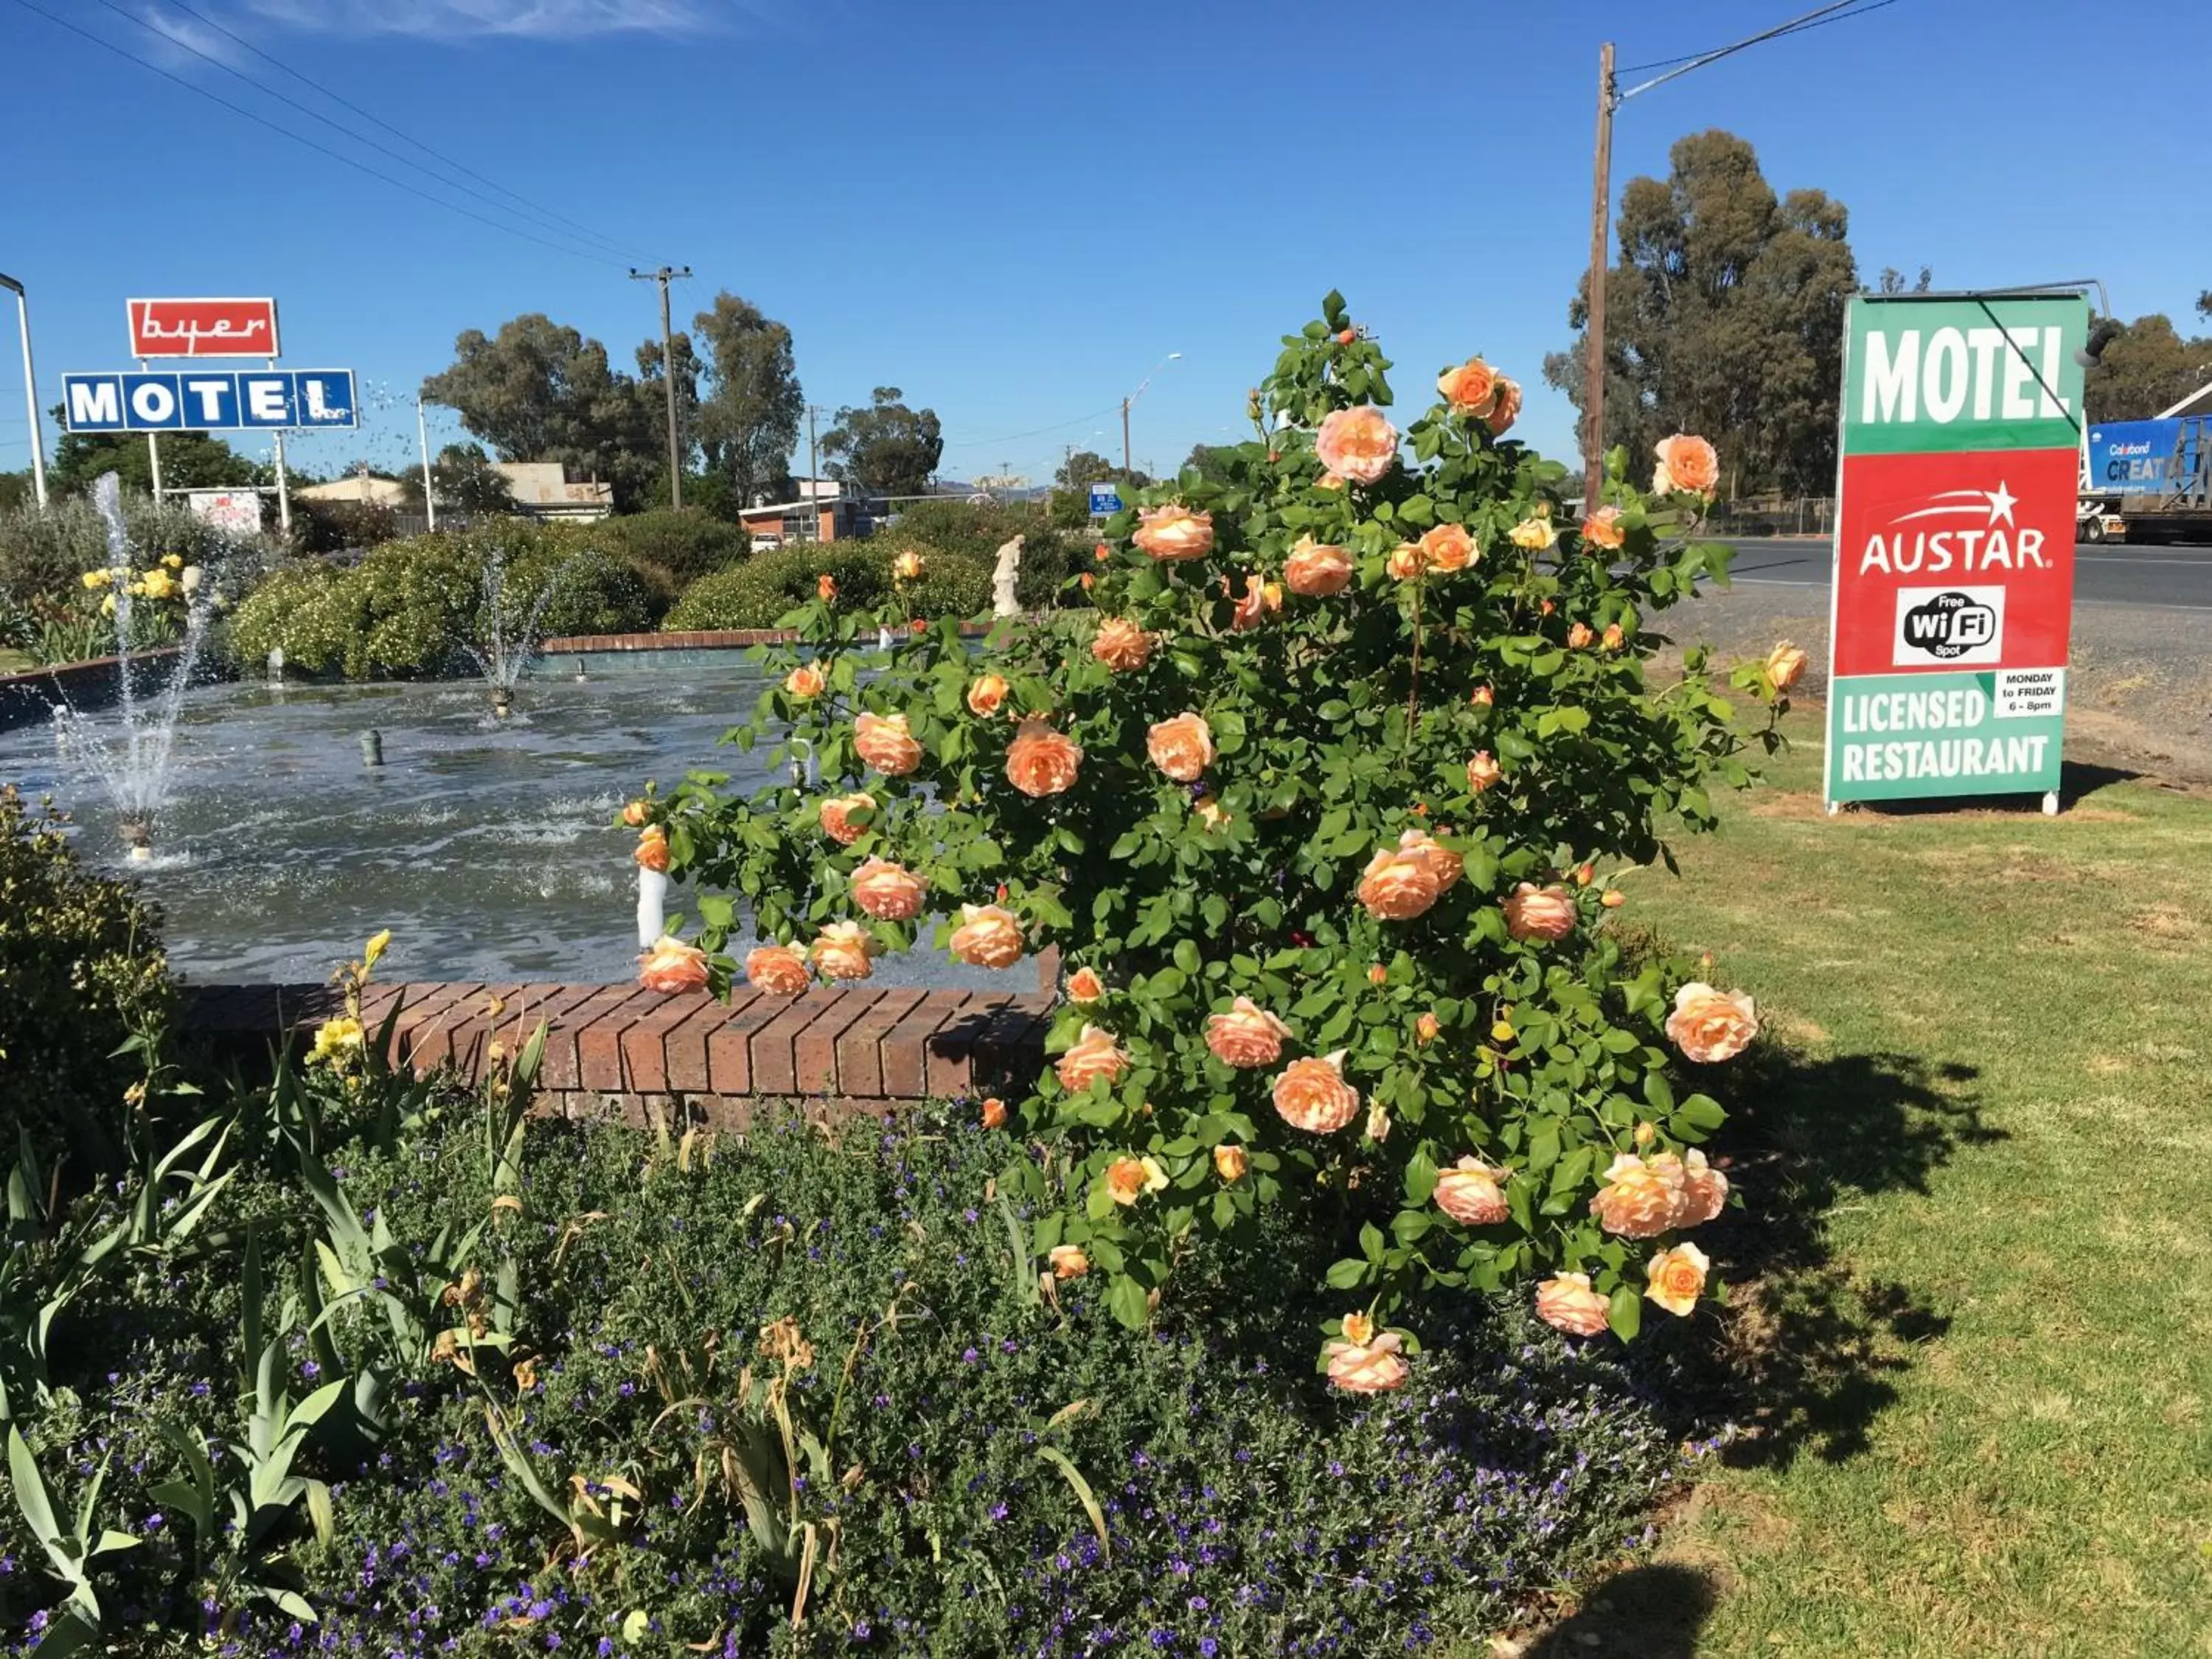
xmin=1700 ymin=498 xmax=1835 ymax=538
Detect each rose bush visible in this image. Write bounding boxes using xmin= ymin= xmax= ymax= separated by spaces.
xmin=647 ymin=293 xmax=1790 ymax=1369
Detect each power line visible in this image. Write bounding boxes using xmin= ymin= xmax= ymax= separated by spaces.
xmin=1618 ymin=0 xmax=1904 ymax=75
xmin=939 ymin=402 xmax=1124 ymax=451
xmin=6 ymin=0 xmax=634 ymax=269
xmin=144 ymin=0 xmax=657 ymax=266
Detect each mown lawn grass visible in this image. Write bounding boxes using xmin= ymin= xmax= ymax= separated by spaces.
xmin=1576 ymin=713 xmax=2212 ymax=1658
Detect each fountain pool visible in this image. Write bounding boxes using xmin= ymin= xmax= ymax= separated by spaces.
xmin=1 ymin=667 xmax=1011 ymax=990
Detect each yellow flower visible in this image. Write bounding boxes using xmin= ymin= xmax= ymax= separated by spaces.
xmin=364 ymin=928 xmax=392 ymax=971
xmin=80 ymin=569 xmax=112 ymax=590
xmin=310 ymin=1015 xmax=366 ymax=1066
xmin=161 ymin=552 xmax=184 ymax=569
xmin=1509 ymin=516 xmax=1559 ymax=552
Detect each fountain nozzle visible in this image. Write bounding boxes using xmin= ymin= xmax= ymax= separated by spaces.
xmin=491 ymin=688 xmax=513 ymax=719
xmin=119 ymin=815 xmax=153 ymax=862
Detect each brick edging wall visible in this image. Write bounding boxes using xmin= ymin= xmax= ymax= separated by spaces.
xmin=0 ymin=647 xmax=184 ymax=734
xmin=184 ymin=981 xmax=1051 ymax=1121
xmin=540 ymin=622 xmax=1001 ymax=654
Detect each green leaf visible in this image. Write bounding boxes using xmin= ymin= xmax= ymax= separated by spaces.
xmin=1405 ymin=1149 xmax=1439 ymax=1206
xmin=1359 ymin=1221 xmax=1385 ymax=1262
xmin=1607 ymin=1286 xmax=1643 ymax=1342
xmin=1107 ymin=1274 xmax=1150 ymax=1330
xmin=7 ymin=1427 xmax=60 ymax=1546
xmin=1324 ymin=1256 xmax=1370 ymax=1290
xmin=1036 ymin=1447 xmax=1111 ymax=1562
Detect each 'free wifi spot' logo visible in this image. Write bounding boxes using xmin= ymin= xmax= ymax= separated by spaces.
xmin=1893 ymin=585 xmax=2006 ymax=666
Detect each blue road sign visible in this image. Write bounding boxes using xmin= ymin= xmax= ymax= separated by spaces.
xmin=62 ymin=369 xmax=359 ymax=433
xmin=1088 ymin=481 xmax=1124 ymax=516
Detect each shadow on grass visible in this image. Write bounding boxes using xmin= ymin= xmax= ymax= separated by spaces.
xmin=1523 ymin=1562 xmax=1717 ymax=1659
xmin=1680 ymin=1042 xmax=2003 ymax=1470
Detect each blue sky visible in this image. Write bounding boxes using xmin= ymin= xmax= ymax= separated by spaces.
xmin=0 ymin=0 xmax=2202 ymax=490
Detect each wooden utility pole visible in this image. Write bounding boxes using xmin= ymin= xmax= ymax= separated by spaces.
xmin=631 ymin=265 xmax=691 ymax=509
xmin=1583 ymin=41 xmax=1616 ymax=509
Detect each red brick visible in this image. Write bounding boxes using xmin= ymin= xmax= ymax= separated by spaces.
xmin=742 ymin=990 xmax=839 ymax=1096
xmin=707 ymin=988 xmax=806 ymax=1094
xmin=619 ymin=991 xmax=714 ymax=1093
xmin=664 ymin=994 xmax=748 ymax=1092
xmin=538 ymin=986 xmax=639 ymax=1091
xmin=835 ymin=988 xmax=926 ymax=1099
xmin=883 ymin=992 xmax=970 ymax=1099
xmin=796 ymin=989 xmax=880 ymax=1095
xmin=389 ymin=984 xmax=483 ymax=1071
xmin=578 ymin=989 xmax=664 ymax=1091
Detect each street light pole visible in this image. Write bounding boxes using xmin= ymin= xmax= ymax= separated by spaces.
xmin=0 ymin=272 xmax=48 ymax=508
xmin=1582 ymin=1 xmax=1877 ymax=506
xmin=1121 ymin=352 xmax=1182 ymax=475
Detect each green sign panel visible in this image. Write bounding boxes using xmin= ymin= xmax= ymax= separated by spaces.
xmin=1828 ymin=669 xmax=2067 ymax=801
xmin=1842 ymin=295 xmax=2086 ymax=456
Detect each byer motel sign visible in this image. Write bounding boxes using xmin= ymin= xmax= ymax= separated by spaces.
xmin=63 ymin=369 xmax=359 ymax=432
xmin=1823 ymin=291 xmax=2087 ymax=812
xmin=126 ymin=296 xmax=280 ymax=358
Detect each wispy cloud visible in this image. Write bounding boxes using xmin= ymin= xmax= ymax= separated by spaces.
xmin=237 ymin=0 xmax=724 ymax=38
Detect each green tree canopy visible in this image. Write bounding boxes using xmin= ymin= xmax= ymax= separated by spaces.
xmin=689 ymin=291 xmax=803 ymax=509
xmin=431 ymin=442 xmax=520 ymax=515
xmin=1054 ymin=449 xmax=1117 ymax=488
xmin=1545 ymin=129 xmax=1857 ymax=498
xmin=421 ymin=313 xmax=658 ymax=507
xmin=2084 ymin=313 xmax=2212 ymax=422
xmin=47 ymin=417 xmax=257 ymax=498
xmin=821 ymin=387 xmax=943 ymax=499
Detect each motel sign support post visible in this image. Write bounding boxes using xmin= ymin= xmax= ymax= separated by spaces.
xmin=1822 ymin=290 xmax=2088 ymax=816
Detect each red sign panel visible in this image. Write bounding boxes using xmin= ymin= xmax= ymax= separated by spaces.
xmin=1830 ymin=445 xmax=2078 ymax=680
xmin=126 ymin=297 xmax=280 ymax=359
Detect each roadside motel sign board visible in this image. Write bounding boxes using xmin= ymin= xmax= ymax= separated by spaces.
xmin=61 ymin=369 xmax=359 ymax=432
xmin=1823 ymin=293 xmax=2087 ymax=809
xmin=127 ymin=297 xmax=280 ymax=358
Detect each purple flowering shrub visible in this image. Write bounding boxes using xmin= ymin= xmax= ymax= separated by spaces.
xmin=1 ymin=1107 xmax=1709 ymax=1655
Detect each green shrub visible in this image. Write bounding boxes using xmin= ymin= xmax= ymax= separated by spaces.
xmin=0 ymin=786 xmax=171 ymax=1169
xmin=665 ymin=542 xmax=992 ymax=630
xmin=291 ymin=498 xmax=398 ymax=555
xmin=877 ymin=496 xmax=1084 ymax=608
xmin=0 ymin=497 xmax=266 ymax=609
xmin=223 ymin=529 xmax=653 ymax=678
xmin=599 ymin=507 xmax=748 ymax=600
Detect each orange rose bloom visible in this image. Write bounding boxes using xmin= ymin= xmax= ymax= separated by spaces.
xmin=850 ymin=857 xmax=925 ymax=921
xmin=817 ymin=574 xmax=838 ymax=602
xmin=622 ymin=799 xmax=649 ymax=827
xmin=1665 ymin=982 xmax=1758 ymax=1063
xmin=1418 ymin=522 xmax=1478 ymax=573
xmin=745 ymin=944 xmax=812 ymax=997
xmin=1580 ymin=506 xmax=1627 ymax=551
xmin=1006 ymin=719 xmax=1082 ymax=797
xmin=1467 ymin=751 xmax=1503 ymax=793
xmin=1314 ymin=406 xmax=1399 ymax=485
xmin=1324 ymin=1330 xmax=1408 ymax=1394
xmin=1601 ymin=622 xmax=1625 ymax=651
xmin=1436 ymin=356 xmax=1498 ymax=415
xmin=1357 ymin=845 xmax=1441 ymax=922
xmin=1601 ymin=889 xmax=1626 ymax=909
xmin=1645 ymin=1242 xmax=1710 ymax=1317
xmin=1066 ymin=966 xmax=1105 ymax=1002
xmin=1147 ymin=712 xmax=1214 ymax=783
xmin=810 ymin=920 xmax=878 ymax=983
xmin=1192 ymin=793 xmax=1229 ymax=830
xmin=1055 ymin=1024 xmax=1130 ymax=1092
xmin=1535 ymin=1272 xmax=1612 ymax=1338
xmin=1229 ymin=574 xmax=1278 ymax=631
xmin=819 ymin=792 xmax=877 ymax=846
xmin=1212 ymin=1144 xmax=1249 ymax=1183
xmin=1766 ymin=641 xmax=1808 ymax=692
xmin=1415 ymin=1011 xmax=1441 ymax=1046
xmin=1486 ymin=378 xmax=1522 ymax=435
xmin=892 ymin=549 xmax=925 ymax=582
xmin=1284 ymin=536 xmax=1353 ymax=597
xmin=1433 ymin=1155 xmax=1509 ymax=1226
xmin=1048 ymin=1245 xmax=1090 ymax=1279
xmin=1567 ymin=622 xmax=1595 ymax=650
xmin=981 ymin=1095 xmax=1007 ymax=1130
xmin=638 ymin=935 xmax=709 ymax=993
xmin=1092 ymin=617 xmax=1154 ymax=672
xmin=1273 ymin=1049 xmax=1360 ymax=1134
xmin=1105 ymin=1154 xmax=1167 ymax=1206
xmin=1678 ymin=1149 xmax=1730 ymax=1227
xmin=1205 ymin=995 xmax=1290 ymax=1068
xmin=1471 ymin=684 xmax=1495 ymax=708
xmin=1504 ymin=882 xmax=1577 ymax=942
xmin=1133 ymin=504 xmax=1214 ymax=562
xmin=1590 ymin=1152 xmax=1688 ymax=1239
xmin=1652 ymin=434 xmax=1719 ymax=497
xmin=1385 ymin=543 xmax=1427 ymax=582
xmin=1366 ymin=963 xmax=1388 ymax=987
xmin=1394 ymin=827 xmax=1461 ymax=893
xmin=633 ymin=824 xmax=670 ymax=872
xmin=855 ymin=712 xmax=923 ymax=777
xmin=967 ymin=672 xmax=1009 ymax=716
xmin=948 ymin=902 xmax=1023 ymax=969
xmin=784 ymin=663 xmax=827 ymax=699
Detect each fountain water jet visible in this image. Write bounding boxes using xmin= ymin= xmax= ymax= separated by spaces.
xmin=51 ymin=474 xmax=223 ymax=861
xmin=462 ymin=550 xmax=565 ymax=720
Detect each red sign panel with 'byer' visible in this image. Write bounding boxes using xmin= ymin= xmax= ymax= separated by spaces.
xmin=126 ymin=297 xmax=281 ymax=359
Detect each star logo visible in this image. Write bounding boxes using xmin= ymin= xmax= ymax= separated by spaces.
xmin=1889 ymin=482 xmax=2017 ymax=529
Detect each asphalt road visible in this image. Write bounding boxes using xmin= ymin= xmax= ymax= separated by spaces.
xmin=1721 ymin=537 xmax=2212 ymax=612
